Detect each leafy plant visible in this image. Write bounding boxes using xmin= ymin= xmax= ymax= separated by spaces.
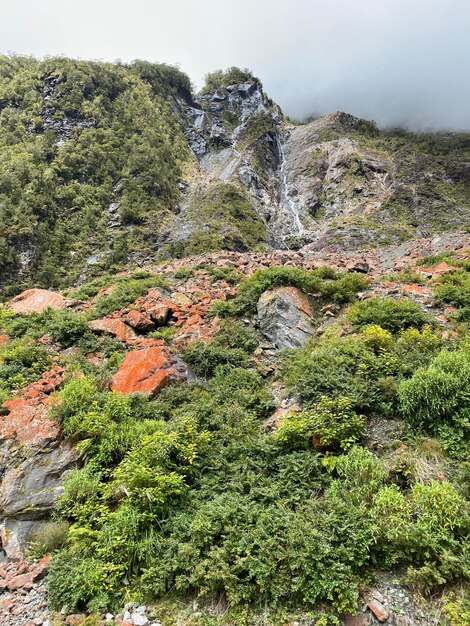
xmin=349 ymin=297 xmax=432 ymax=333
xmin=276 ymin=397 xmax=365 ymax=451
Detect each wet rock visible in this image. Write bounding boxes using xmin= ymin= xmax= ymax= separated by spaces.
xmin=257 ymin=286 xmax=315 ymax=349
xmin=8 ymin=289 xmax=69 ymax=315
xmin=0 ymin=369 xmax=80 ymax=556
xmin=111 ymin=347 xmax=187 ymax=397
xmin=0 ymin=443 xmax=79 ymax=520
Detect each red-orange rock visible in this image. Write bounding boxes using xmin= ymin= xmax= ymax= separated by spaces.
xmin=147 ymin=304 xmax=171 ymax=326
xmin=0 ymin=368 xmax=64 ymax=446
xmin=367 ymin=599 xmax=388 ymax=622
xmin=0 ymin=335 xmax=9 ymax=347
xmin=111 ymin=347 xmax=186 ymax=397
xmin=123 ymin=310 xmax=155 ymax=332
xmin=7 ymin=573 xmax=34 ymax=591
xmin=402 ymin=284 xmax=432 ymax=297
xmin=88 ymin=318 xmax=136 ymax=343
xmin=418 ymin=261 xmax=458 ymax=276
xmin=8 ymin=289 xmax=68 ymax=314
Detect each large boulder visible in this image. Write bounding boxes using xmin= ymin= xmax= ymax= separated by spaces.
xmin=0 ymin=368 xmax=80 ymax=556
xmin=8 ymin=289 xmax=68 ymax=314
xmin=111 ymin=346 xmax=187 ymax=397
xmin=257 ymin=286 xmax=315 ymax=349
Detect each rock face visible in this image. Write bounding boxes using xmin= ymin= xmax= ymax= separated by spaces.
xmin=257 ymin=286 xmax=315 ymax=349
xmin=7 ymin=289 xmax=68 ymax=314
xmin=0 ymin=368 xmax=80 ymax=557
xmin=111 ymin=347 xmax=188 ymax=397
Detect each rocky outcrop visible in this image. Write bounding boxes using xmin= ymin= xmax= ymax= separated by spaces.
xmin=8 ymin=289 xmax=69 ymax=315
xmin=257 ymin=286 xmax=315 ymax=349
xmin=0 ymin=369 xmax=80 ymax=557
xmin=110 ymin=346 xmax=188 ymax=397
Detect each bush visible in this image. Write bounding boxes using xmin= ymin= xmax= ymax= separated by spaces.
xmin=173 ymin=267 xmax=194 ymax=280
xmin=433 ymin=270 xmax=470 ymax=321
xmin=182 ymin=342 xmax=250 ymax=377
xmin=48 ymin=552 xmax=122 ymax=613
xmin=399 ymin=348 xmax=470 ymax=440
xmin=282 ymin=335 xmax=399 ymax=413
xmin=93 ymin=274 xmax=169 ymax=317
xmin=276 ymin=397 xmax=365 ymax=451
xmin=0 ymin=339 xmax=52 ymax=390
xmin=374 ymin=480 xmax=470 ymax=592
xmin=349 ymin=297 xmax=432 ymax=333
xmin=211 ymin=266 xmax=368 ymax=317
xmin=215 ymin=319 xmax=259 ymax=353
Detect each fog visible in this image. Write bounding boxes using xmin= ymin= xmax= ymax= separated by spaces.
xmin=1 ymin=0 xmax=470 ymax=130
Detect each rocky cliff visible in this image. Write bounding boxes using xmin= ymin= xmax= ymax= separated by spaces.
xmin=1 ymin=58 xmax=469 ymax=296
xmin=0 ymin=59 xmax=469 ymax=626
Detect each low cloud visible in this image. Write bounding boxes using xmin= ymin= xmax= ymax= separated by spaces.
xmin=2 ymin=0 xmax=470 ymax=130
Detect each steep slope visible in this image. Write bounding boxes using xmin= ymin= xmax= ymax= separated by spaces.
xmin=2 ymin=58 xmax=469 ymax=300
xmin=0 ymin=57 xmax=191 ymax=295
xmin=0 ymin=239 xmax=469 ymax=625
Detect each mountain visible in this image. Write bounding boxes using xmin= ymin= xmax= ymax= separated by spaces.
xmin=1 ymin=58 xmax=469 ymax=296
xmin=0 ymin=58 xmax=469 ymax=626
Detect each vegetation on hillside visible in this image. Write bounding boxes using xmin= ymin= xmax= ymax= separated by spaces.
xmin=1 ymin=263 xmax=468 ymax=624
xmin=0 ymin=56 xmax=190 ymax=294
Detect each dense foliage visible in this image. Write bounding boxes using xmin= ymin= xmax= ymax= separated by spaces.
xmin=0 ymin=56 xmax=190 ymax=294
xmin=26 ymin=287 xmax=465 ymax=621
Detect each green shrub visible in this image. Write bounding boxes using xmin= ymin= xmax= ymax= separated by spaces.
xmin=282 ymin=335 xmax=399 ymax=413
xmin=93 ymin=274 xmax=169 ymax=317
xmin=173 ymin=267 xmax=194 ymax=280
xmin=203 ymin=264 xmax=241 ymax=284
xmin=211 ymin=266 xmax=368 ymax=317
xmin=276 ymin=397 xmax=365 ymax=451
xmin=433 ymin=270 xmax=470 ymax=321
xmin=0 ymin=339 xmax=52 ymax=390
xmin=374 ymin=480 xmax=470 ymax=592
xmin=48 ymin=552 xmax=122 ymax=613
xmin=349 ymin=297 xmax=432 ymax=332
xmin=183 ymin=342 xmax=250 ymax=377
xmin=215 ymin=319 xmax=259 ymax=353
xmin=399 ymin=348 xmax=470 ymax=441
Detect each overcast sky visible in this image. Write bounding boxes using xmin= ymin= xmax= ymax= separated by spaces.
xmin=1 ymin=0 xmax=470 ymax=130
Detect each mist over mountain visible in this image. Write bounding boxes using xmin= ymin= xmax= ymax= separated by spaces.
xmin=2 ymin=0 xmax=470 ymax=130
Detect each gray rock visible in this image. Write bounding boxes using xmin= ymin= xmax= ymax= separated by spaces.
xmin=131 ymin=613 xmax=149 ymax=626
xmin=257 ymin=286 xmax=315 ymax=349
xmin=0 ymin=443 xmax=79 ymax=519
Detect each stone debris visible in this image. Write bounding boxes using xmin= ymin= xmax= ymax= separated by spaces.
xmin=0 ymin=556 xmax=51 ymax=626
